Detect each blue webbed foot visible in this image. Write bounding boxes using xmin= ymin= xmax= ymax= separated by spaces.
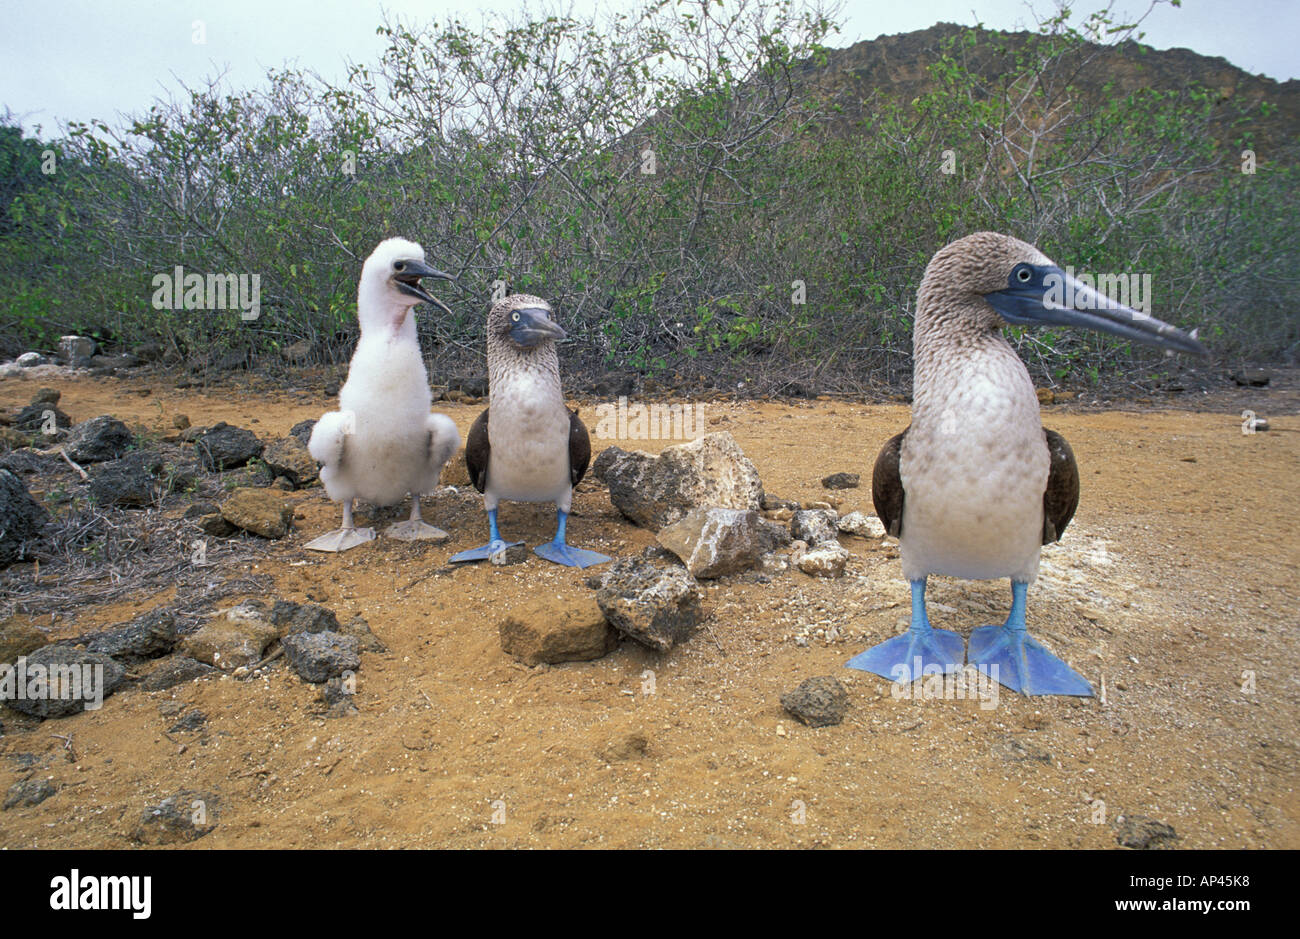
xmin=846 ymin=577 xmax=963 ymax=682
xmin=968 ymin=626 xmax=1093 ymax=696
xmin=967 ymin=580 xmax=1093 ymax=696
xmin=845 ymin=627 xmax=965 ymax=682
xmin=449 ymin=539 xmax=524 ymax=564
xmin=534 ymin=509 xmax=611 ymax=568
xmin=534 ymin=541 xmax=611 ymax=569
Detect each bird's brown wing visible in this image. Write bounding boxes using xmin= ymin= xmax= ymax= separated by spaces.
xmin=1042 ymin=428 xmax=1079 ymax=544
xmin=466 ymin=408 xmax=490 ymax=494
xmin=569 ymin=408 xmax=591 ymax=487
xmin=872 ymin=428 xmax=908 ymax=538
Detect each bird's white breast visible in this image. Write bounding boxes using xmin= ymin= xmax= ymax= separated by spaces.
xmin=330 ymin=334 xmax=436 ymax=506
xmin=486 ymin=370 xmax=571 ymax=505
xmin=901 ymin=341 xmax=1048 ymax=582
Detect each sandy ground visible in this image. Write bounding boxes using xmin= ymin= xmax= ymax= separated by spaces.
xmin=0 ymin=370 xmax=1296 ymax=849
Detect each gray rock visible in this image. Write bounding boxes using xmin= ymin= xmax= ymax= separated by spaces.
xmin=167 ymin=709 xmax=207 ymax=733
xmin=3 ymin=645 xmax=126 ymax=718
xmin=271 ymin=600 xmax=340 ymax=635
xmin=595 ymin=557 xmax=704 ymax=652
xmin=12 ymin=402 xmax=71 ymax=435
xmin=58 ymin=335 xmax=96 ymax=366
xmin=1116 ymin=815 xmax=1178 ymax=849
xmin=656 ymin=507 xmax=766 ymax=578
xmin=193 ymin=422 xmax=263 ymax=471
xmin=821 ymin=472 xmax=860 ymax=490
xmin=600 ymin=432 xmax=764 ymax=530
xmin=139 ymin=654 xmax=216 ymax=692
xmin=262 ymin=436 xmax=318 ymax=487
xmin=131 ymin=790 xmax=218 ymax=844
xmin=0 ymin=449 xmax=59 ymax=476
xmin=281 ymin=631 xmax=360 ymax=683
xmin=761 ymin=493 xmax=800 ymax=512
xmin=16 ymin=352 xmax=48 ymax=368
xmin=791 ymin=509 xmax=839 ymax=546
xmin=591 ymin=445 xmax=630 ymax=482
xmin=75 ymin=608 xmax=178 ymax=662
xmin=4 ymin=778 xmax=57 ymax=810
xmin=64 ymin=416 xmax=134 ymax=463
xmin=757 ymin=518 xmax=792 ymax=551
xmin=289 ymin=420 xmax=317 ymax=445
xmin=781 ymin=676 xmax=850 ymax=727
xmin=0 ymin=469 xmax=49 ymax=567
xmin=338 ymin=614 xmax=386 ymax=653
xmin=88 ymin=452 xmax=159 ymax=507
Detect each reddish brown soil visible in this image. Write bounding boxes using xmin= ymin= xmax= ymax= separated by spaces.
xmin=0 ymin=371 xmax=1295 ymax=848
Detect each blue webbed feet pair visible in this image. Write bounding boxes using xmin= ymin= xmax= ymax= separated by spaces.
xmin=449 ymin=508 xmax=610 ymax=569
xmin=845 ymin=579 xmax=1093 ymax=696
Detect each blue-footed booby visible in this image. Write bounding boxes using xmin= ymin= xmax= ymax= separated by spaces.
xmin=848 ymin=232 xmax=1207 ymax=696
xmin=449 ymin=294 xmax=611 ymax=569
xmin=306 ymin=237 xmax=461 ymax=552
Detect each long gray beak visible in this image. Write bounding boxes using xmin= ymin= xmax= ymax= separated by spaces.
xmin=394 ymin=258 xmax=455 ymax=316
xmin=509 ymin=306 xmax=566 ymax=347
xmin=987 ymin=264 xmax=1208 ymax=357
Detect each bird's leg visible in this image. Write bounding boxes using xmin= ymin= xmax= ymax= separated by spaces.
xmin=449 ymin=507 xmax=524 ymax=564
xmin=968 ymin=580 xmax=1093 ymax=696
xmin=305 ymin=499 xmax=377 ymax=552
xmin=533 ymin=509 xmax=611 ymax=569
xmin=845 ymin=577 xmax=965 ymax=681
xmin=385 ymin=494 xmax=449 ymax=542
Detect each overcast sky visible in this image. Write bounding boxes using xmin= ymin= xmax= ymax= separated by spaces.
xmin=3 ymin=0 xmax=1296 ymax=137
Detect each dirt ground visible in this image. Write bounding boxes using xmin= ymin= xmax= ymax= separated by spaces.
xmin=0 ymin=369 xmax=1296 ymax=849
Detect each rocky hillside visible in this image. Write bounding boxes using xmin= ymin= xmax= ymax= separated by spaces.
xmin=801 ymin=23 xmax=1299 ymax=156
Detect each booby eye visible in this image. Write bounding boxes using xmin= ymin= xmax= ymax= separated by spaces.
xmin=394 ymin=261 xmax=406 ymax=272
xmin=1015 ymin=266 xmax=1032 ymax=283
xmin=511 ymin=311 xmax=520 ymax=322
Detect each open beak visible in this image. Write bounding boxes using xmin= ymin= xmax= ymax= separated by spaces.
xmin=509 ymin=306 xmax=567 ymax=347
xmin=394 ymin=259 xmax=456 ymax=316
xmin=986 ymin=264 xmax=1208 ymax=358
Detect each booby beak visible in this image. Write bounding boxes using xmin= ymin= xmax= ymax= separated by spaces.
xmin=987 ymin=263 xmax=1208 ymax=357
xmin=394 ymin=259 xmax=456 ymax=316
xmin=509 ymin=306 xmax=567 ymax=347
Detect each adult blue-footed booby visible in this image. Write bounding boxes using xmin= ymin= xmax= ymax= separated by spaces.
xmin=306 ymin=238 xmax=461 ymax=552
xmin=848 ymin=232 xmax=1207 ymax=696
xmin=449 ymin=294 xmax=611 ymax=569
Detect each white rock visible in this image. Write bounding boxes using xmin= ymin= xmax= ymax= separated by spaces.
xmin=838 ymin=511 xmax=887 ymax=538
xmin=797 ymin=544 xmax=850 ymax=578
xmin=16 ymin=352 xmax=47 ymax=367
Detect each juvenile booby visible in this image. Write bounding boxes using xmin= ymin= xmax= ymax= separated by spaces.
xmin=449 ymin=294 xmax=611 ymax=568
xmin=848 ymin=232 xmax=1207 ymax=695
xmin=306 ymin=237 xmax=461 ymax=552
